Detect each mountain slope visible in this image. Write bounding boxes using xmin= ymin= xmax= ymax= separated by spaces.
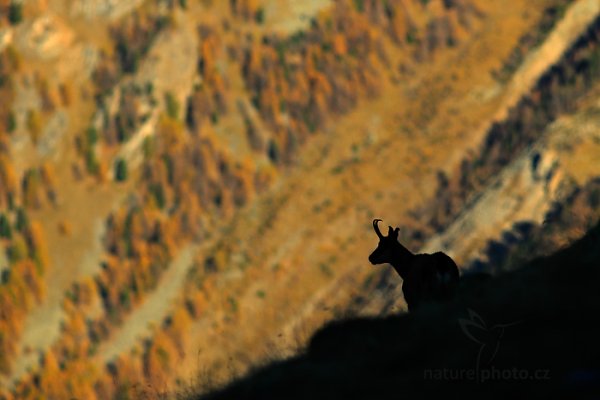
xmin=1 ymin=0 xmax=600 ymax=398
xmin=196 ymin=221 xmax=600 ymax=400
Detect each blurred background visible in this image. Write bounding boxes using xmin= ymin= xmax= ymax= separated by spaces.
xmin=0 ymin=0 xmax=599 ymax=398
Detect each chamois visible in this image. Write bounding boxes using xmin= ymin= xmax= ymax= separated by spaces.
xmin=368 ymin=219 xmax=459 ymax=311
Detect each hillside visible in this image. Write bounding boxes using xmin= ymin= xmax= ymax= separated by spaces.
xmin=196 ymin=220 xmax=600 ymax=400
xmin=0 ymin=0 xmax=599 ymax=398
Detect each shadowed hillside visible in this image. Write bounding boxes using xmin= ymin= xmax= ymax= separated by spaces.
xmin=196 ymin=221 xmax=600 ymax=399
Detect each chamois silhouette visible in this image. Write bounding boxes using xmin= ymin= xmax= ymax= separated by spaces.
xmin=368 ymin=219 xmax=459 ymax=311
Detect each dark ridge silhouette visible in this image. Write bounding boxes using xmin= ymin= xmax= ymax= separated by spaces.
xmin=194 ymin=221 xmax=600 ymax=400
xmin=368 ymin=219 xmax=459 ymax=311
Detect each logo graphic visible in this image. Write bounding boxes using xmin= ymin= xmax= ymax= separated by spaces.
xmin=459 ymin=309 xmax=520 ymax=368
xmin=423 ymin=310 xmax=546 ymax=383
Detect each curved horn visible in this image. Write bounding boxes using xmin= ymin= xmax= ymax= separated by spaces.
xmin=373 ymin=219 xmax=384 ymax=239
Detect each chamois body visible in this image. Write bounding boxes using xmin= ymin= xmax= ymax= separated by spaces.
xmin=368 ymin=219 xmax=459 ymax=311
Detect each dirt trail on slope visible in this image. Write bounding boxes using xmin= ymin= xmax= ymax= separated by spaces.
xmin=100 ymin=244 xmax=200 ymax=363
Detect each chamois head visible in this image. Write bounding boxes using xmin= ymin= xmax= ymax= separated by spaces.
xmin=368 ymin=219 xmax=401 ymax=265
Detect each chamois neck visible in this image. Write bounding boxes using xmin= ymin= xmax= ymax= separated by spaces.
xmin=390 ymin=241 xmax=415 ymax=279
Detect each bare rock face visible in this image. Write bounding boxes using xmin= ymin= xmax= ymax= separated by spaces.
xmin=421 ymin=125 xmax=577 ymax=267
xmin=14 ymin=14 xmax=74 ymax=60
xmin=0 ymin=27 xmax=13 ymax=52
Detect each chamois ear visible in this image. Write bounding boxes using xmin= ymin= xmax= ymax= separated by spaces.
xmin=389 ymin=227 xmax=399 ymax=240
xmin=387 ymin=226 xmax=394 ymax=236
